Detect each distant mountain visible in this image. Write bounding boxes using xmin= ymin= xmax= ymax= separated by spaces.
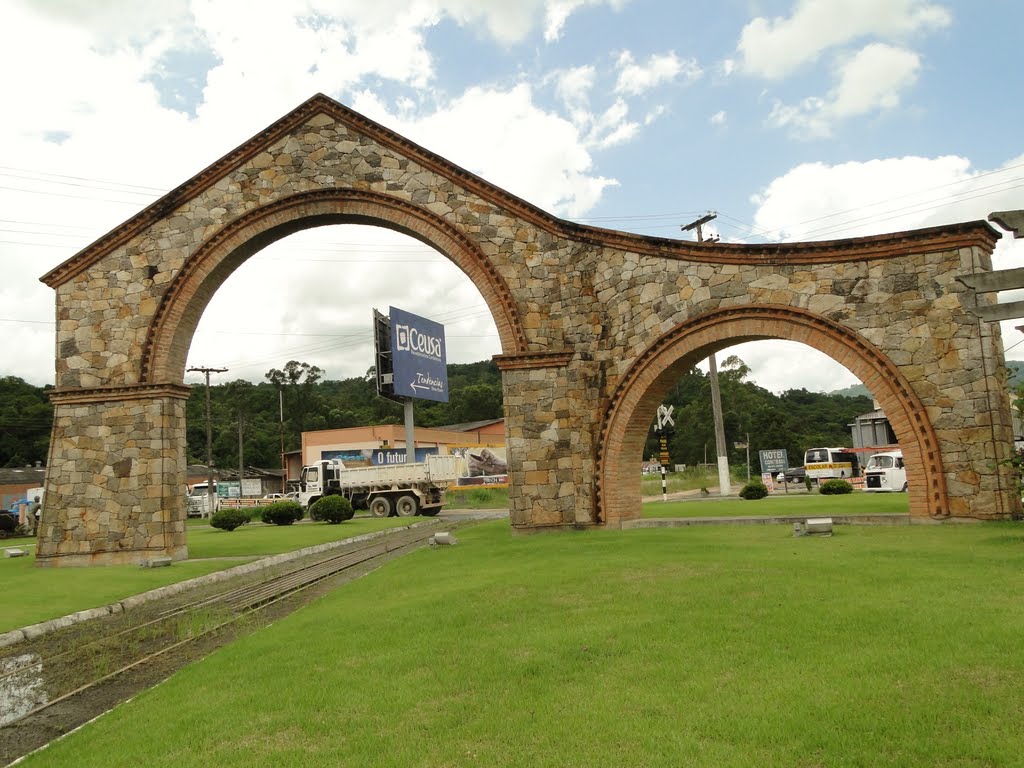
xmin=828 ymin=383 xmax=871 ymax=399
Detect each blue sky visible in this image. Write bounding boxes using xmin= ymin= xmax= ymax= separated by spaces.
xmin=2 ymin=0 xmax=1022 ymax=394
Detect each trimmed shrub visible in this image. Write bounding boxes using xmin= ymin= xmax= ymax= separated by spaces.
xmin=819 ymin=479 xmax=854 ymax=495
xmin=739 ymin=482 xmax=769 ymax=500
xmin=804 ymin=475 xmax=813 ymax=491
xmin=261 ymin=501 xmax=304 ymax=526
xmin=211 ymin=509 xmax=250 ymax=532
xmin=309 ymin=495 xmax=354 ymax=524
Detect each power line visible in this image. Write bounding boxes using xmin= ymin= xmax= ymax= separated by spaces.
xmin=0 ymin=165 xmax=169 ymax=193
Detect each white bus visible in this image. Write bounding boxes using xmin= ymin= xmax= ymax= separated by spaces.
xmin=804 ymin=447 xmax=860 ymax=482
xmin=863 ymin=450 xmax=907 ymax=492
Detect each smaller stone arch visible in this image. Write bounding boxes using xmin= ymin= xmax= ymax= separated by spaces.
xmin=142 ymin=188 xmax=528 ymax=384
xmin=596 ymin=304 xmax=948 ymax=526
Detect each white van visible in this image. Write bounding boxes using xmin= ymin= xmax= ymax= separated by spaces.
xmin=863 ymin=450 xmax=907 ymax=492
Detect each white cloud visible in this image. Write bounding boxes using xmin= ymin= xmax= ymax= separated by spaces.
xmin=543 ymin=0 xmax=630 ymax=41
xmin=716 ymin=341 xmax=860 ymax=395
xmin=553 ymin=64 xmax=597 ymax=118
xmin=614 ymin=50 xmax=702 ymax=95
xmin=351 ymin=84 xmax=617 ymax=217
xmin=710 ymin=110 xmax=727 ymax=126
xmin=751 ymin=154 xmax=972 ymax=240
xmin=588 ymin=106 xmax=640 ymax=149
xmin=16 ymin=0 xmax=195 ymax=48
xmin=767 ymin=43 xmax=920 ymax=138
xmin=737 ymin=0 xmax=951 ymax=79
xmin=829 ymin=44 xmax=920 ymax=117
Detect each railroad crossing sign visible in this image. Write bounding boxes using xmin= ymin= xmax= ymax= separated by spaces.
xmin=655 ymin=404 xmax=675 ymax=432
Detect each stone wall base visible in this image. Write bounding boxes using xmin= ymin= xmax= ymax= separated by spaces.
xmin=35 ymin=544 xmax=189 ymax=568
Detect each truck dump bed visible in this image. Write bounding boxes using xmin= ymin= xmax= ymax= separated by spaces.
xmin=332 ymin=455 xmax=463 ymax=490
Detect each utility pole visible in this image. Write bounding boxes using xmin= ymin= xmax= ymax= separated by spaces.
xmin=682 ymin=213 xmax=730 ymax=495
xmin=681 ymin=211 xmax=719 ymax=244
xmin=708 ymin=354 xmax=731 ymax=495
xmin=238 ymin=413 xmax=244 ymax=502
xmin=279 ymin=388 xmax=286 ymax=493
xmin=187 ymin=366 xmax=227 ymax=517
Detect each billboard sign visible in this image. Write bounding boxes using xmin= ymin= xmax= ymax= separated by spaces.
xmin=450 ymin=445 xmax=509 ymax=487
xmin=758 ymin=449 xmax=789 ymax=473
xmin=390 ymin=306 xmax=449 ymax=403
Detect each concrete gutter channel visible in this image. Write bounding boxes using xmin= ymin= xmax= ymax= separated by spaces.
xmin=1 ymin=509 xmax=895 ymax=648
xmin=0 ymin=513 xmax=501 ymax=650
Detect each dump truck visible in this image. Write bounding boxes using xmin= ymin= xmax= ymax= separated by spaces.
xmin=186 ymin=481 xmax=220 ymax=518
xmin=298 ymin=455 xmax=462 ymax=517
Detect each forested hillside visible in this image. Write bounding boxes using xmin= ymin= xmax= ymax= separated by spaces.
xmin=643 ymin=356 xmax=873 ymax=471
xmin=0 ymin=376 xmax=52 ymax=468
xmin=183 ymin=360 xmax=504 ymax=469
xmin=1 ymin=356 xmax=942 ymax=472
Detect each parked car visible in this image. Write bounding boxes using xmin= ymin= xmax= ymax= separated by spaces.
xmin=784 ymin=467 xmax=806 ymax=484
xmin=263 ymin=492 xmax=300 ymax=502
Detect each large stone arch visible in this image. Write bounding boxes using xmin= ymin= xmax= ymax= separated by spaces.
xmin=142 ymin=188 xmax=528 ymax=384
xmin=36 ymin=93 xmax=1020 ymax=565
xmin=597 ymin=305 xmax=951 ymax=527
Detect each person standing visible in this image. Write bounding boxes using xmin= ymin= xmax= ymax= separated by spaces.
xmin=29 ymin=496 xmax=41 ymax=536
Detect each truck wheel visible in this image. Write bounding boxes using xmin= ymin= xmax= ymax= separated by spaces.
xmin=418 ymin=507 xmax=441 ymax=517
xmin=369 ymin=496 xmax=393 ymax=518
xmin=395 ymin=494 xmax=419 ymax=517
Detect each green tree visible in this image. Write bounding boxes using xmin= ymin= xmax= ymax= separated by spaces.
xmin=266 ymin=361 xmax=325 ymax=450
xmin=0 ymin=376 xmax=53 ymax=467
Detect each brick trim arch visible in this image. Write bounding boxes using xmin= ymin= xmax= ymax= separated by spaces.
xmin=595 ymin=304 xmax=948 ymax=525
xmin=141 ymin=188 xmax=527 ymax=383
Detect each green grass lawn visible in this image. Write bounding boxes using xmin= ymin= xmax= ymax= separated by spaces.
xmin=641 ymin=467 xmax=745 ymax=496
xmin=644 ymin=490 xmax=910 ymax=518
xmin=184 ymin=515 xmax=414 ymax=559
xmin=445 ymin=486 xmax=510 ymax=509
xmin=0 ymin=517 xmax=421 ymax=633
xmin=19 ymin=519 xmax=1024 ymax=767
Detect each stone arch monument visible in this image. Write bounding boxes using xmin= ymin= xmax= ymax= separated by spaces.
xmin=38 ymin=94 xmax=1019 ymax=566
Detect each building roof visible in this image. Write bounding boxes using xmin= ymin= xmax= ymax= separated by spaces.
xmin=219 ymin=467 xmax=285 ymax=480
xmin=0 ymin=467 xmax=47 ymax=486
xmin=434 ymin=418 xmax=505 ymax=432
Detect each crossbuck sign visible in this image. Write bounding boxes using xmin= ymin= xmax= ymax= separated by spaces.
xmin=655 ymin=404 xmax=675 ymax=432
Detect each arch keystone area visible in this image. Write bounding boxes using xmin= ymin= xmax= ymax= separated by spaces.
xmin=37 ymin=94 xmax=1020 ymax=565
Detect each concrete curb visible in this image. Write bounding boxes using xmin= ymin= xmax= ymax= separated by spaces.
xmin=0 ymin=519 xmax=441 ymax=650
xmin=624 ymin=513 xmax=912 ymax=528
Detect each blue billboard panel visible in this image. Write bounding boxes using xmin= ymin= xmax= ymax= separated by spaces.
xmin=390 ymin=306 xmax=449 ymax=403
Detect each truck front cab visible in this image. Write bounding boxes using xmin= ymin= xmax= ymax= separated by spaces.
xmin=187 ymin=482 xmax=220 ymax=517
xmin=298 ymin=459 xmax=346 ymax=509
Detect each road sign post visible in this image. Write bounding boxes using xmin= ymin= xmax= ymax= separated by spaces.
xmin=373 ymin=307 xmax=449 ymax=463
xmin=758 ymin=449 xmax=789 ymax=494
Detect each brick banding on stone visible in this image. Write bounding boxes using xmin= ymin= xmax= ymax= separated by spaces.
xmin=594 ymin=305 xmax=950 ymax=525
xmin=141 ymin=189 xmax=527 ymax=383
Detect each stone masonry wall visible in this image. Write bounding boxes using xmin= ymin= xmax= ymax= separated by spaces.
xmin=37 ymin=389 xmax=188 ymax=566
xmin=39 ymin=95 xmax=1020 ymax=563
